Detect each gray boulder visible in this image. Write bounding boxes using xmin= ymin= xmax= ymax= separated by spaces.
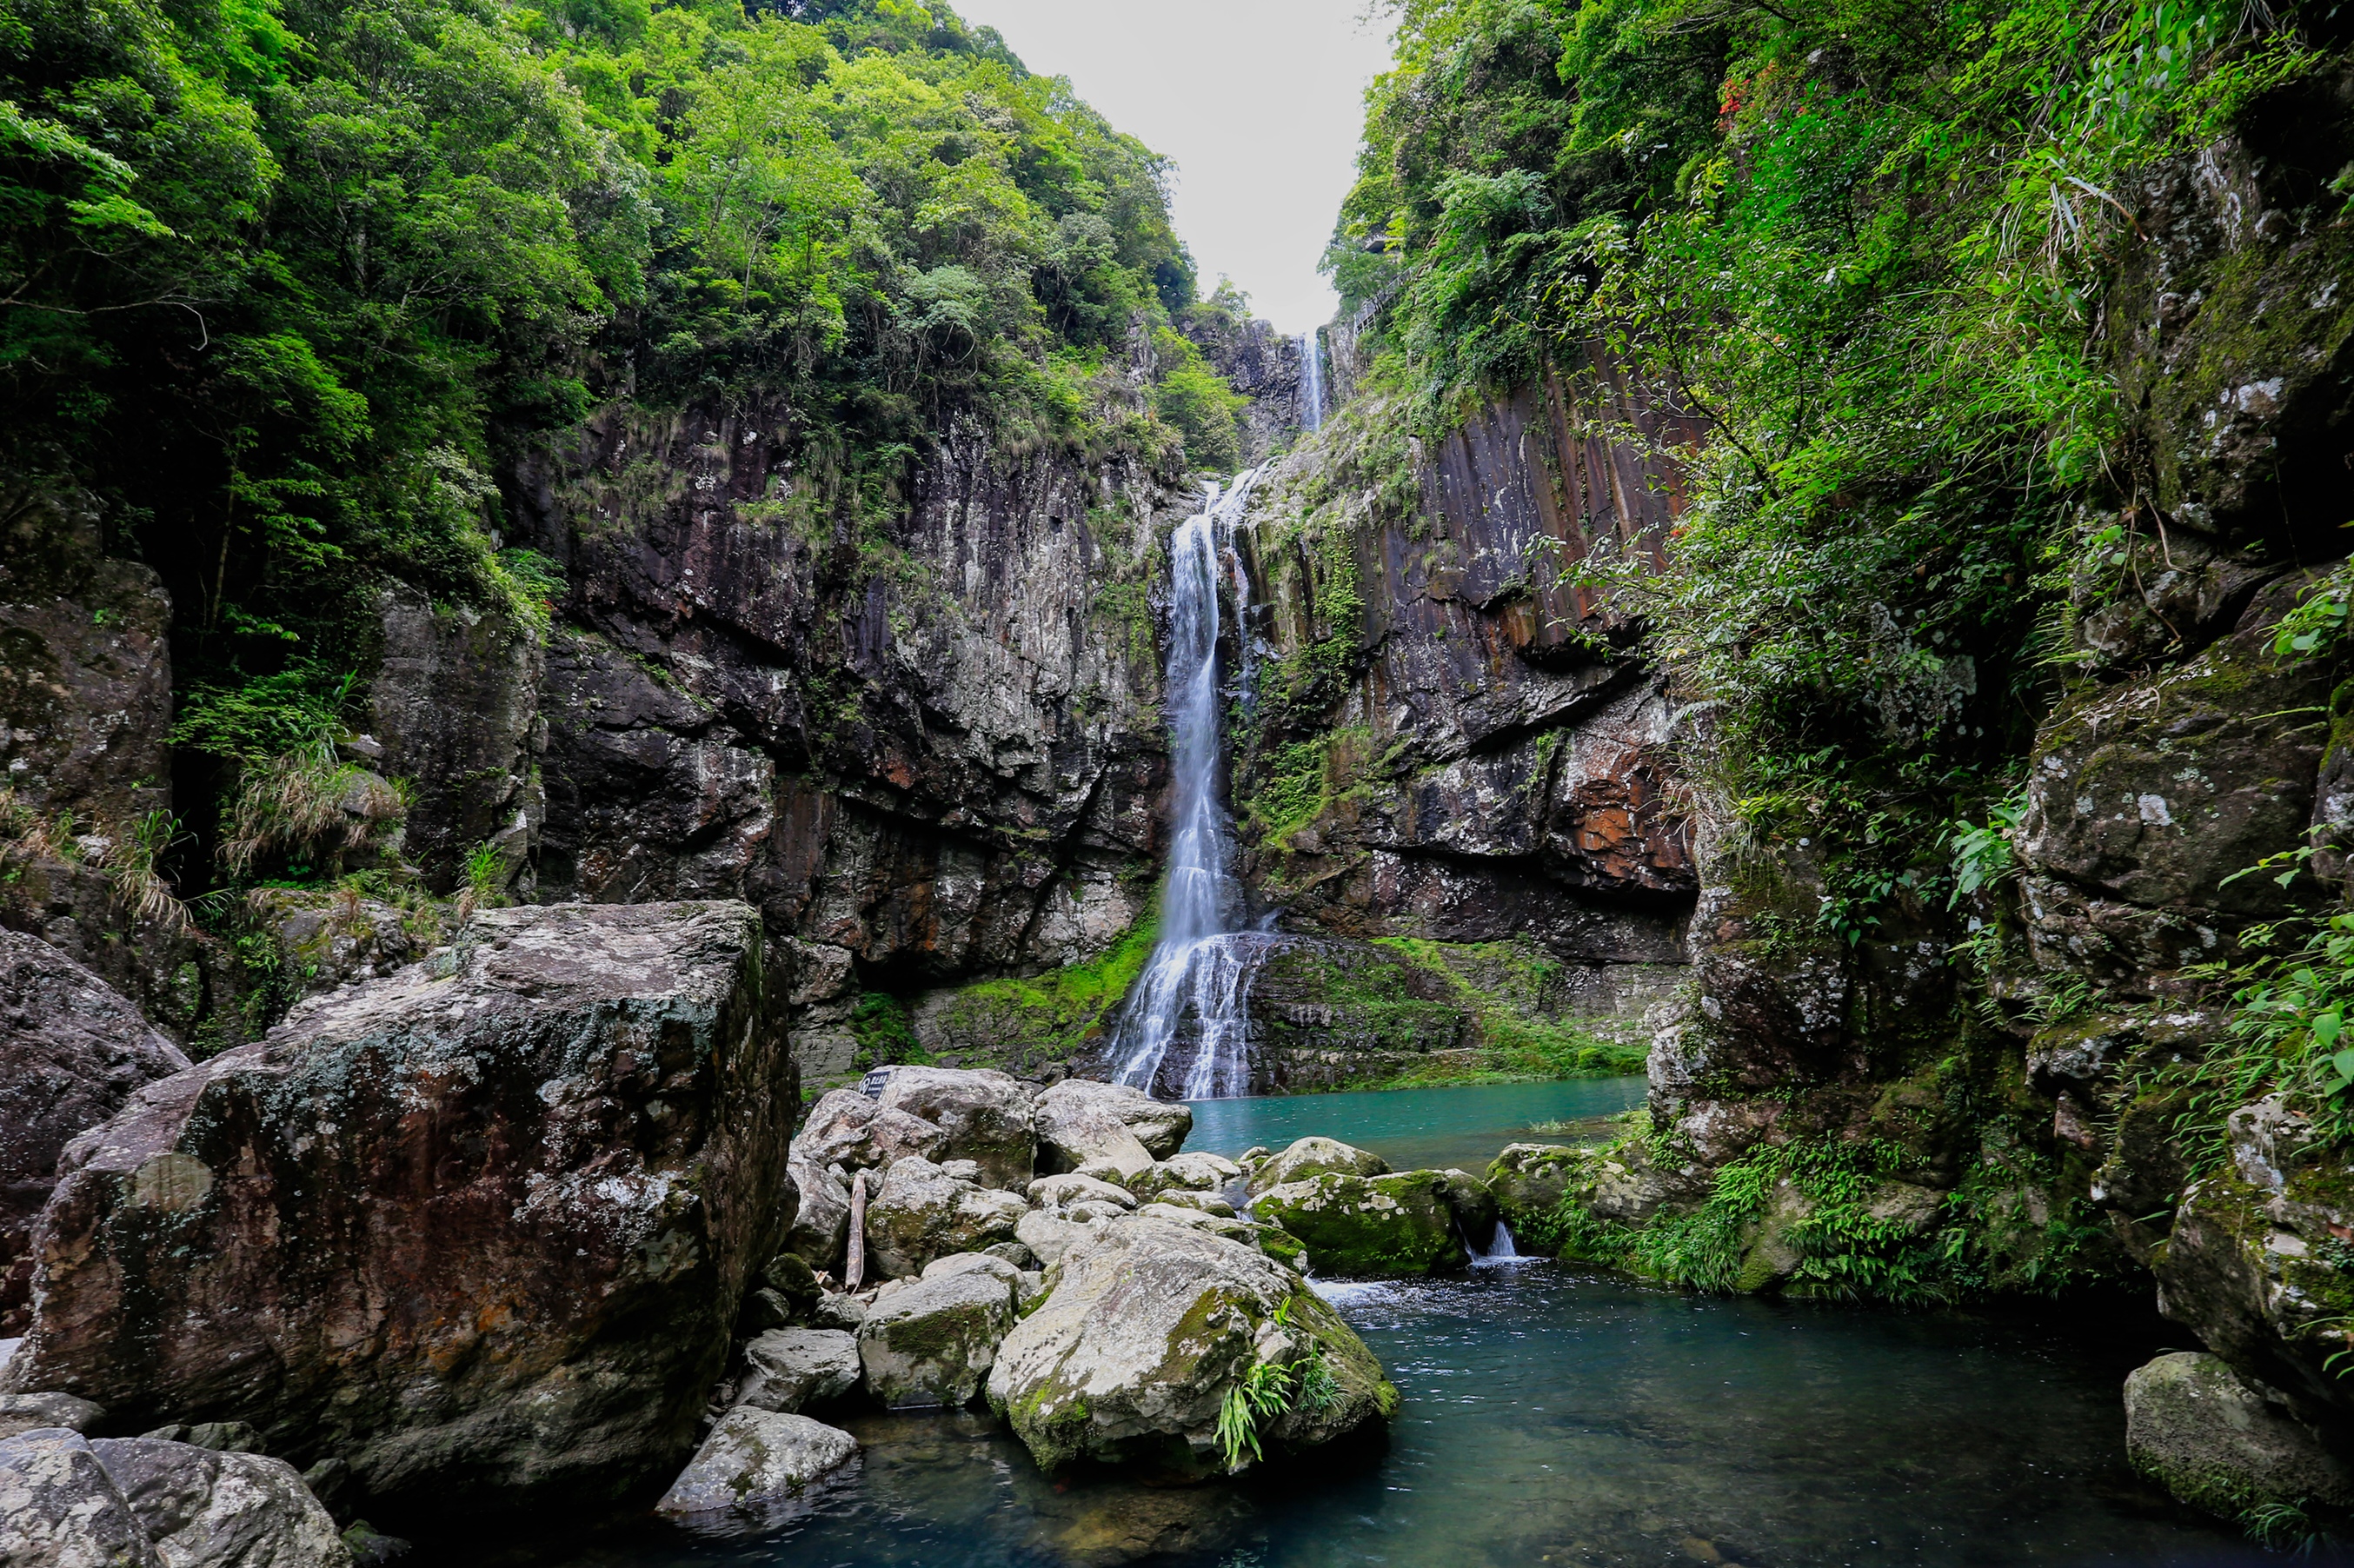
xmin=1026 ymin=1173 xmax=1135 ymax=1213
xmin=2125 ymin=1352 xmax=2354 ymax=1517
xmin=1034 ymin=1079 xmax=1192 ymax=1166
xmin=987 ymin=1216 xmax=1394 ymax=1476
xmin=796 ymin=1091 xmax=945 ymax=1174
xmin=0 ymin=1427 xmax=162 ymax=1567
xmin=1128 ymin=1152 xmax=1241 ymax=1203
xmin=1247 ymin=1136 xmax=1388 ymax=1195
xmin=2 ymin=902 xmax=795 ymax=1521
xmin=0 ymin=1391 xmax=103 ymax=1440
xmin=90 ymin=1437 xmax=351 ymax=1567
xmin=857 ymin=1266 xmax=1018 ymax=1410
xmin=863 ymin=1156 xmax=1027 ymax=1279
xmin=1 ymin=932 xmax=191 ymax=1334
xmin=736 ymin=1329 xmax=860 ymax=1415
xmin=875 ymin=1068 xmax=1037 ymax=1189
xmin=0 ymin=1426 xmax=351 ymax=1568
xmin=782 ymin=1153 xmax=851 ymax=1274
xmin=653 ymin=1408 xmax=856 ymax=1529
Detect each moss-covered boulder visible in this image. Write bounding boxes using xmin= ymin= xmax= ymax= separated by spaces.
xmin=862 ymin=1156 xmax=1028 ymax=1279
xmin=1252 ymin=1170 xmax=1490 ymax=1277
xmin=2125 ymin=1352 xmax=2354 ymax=1519
xmin=1247 ymin=1135 xmax=1387 ymax=1195
xmin=856 ymin=1266 xmax=1018 ymax=1410
xmin=986 ymin=1215 xmax=1393 ymax=1476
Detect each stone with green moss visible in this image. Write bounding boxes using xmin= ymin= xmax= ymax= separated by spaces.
xmin=1251 ymin=1170 xmax=1491 ymax=1277
xmin=856 ymin=1268 xmax=1018 ymax=1410
xmin=2125 ymin=1352 xmax=2354 ymax=1521
xmin=986 ymin=1215 xmax=1393 ymax=1477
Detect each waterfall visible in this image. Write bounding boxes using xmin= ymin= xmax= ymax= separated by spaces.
xmin=1298 ymin=332 xmax=1326 ymax=433
xmin=1111 ymin=469 xmax=1271 ymax=1100
xmin=1471 ymin=1219 xmax=1525 ymax=1266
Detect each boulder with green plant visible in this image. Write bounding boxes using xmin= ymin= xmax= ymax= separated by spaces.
xmin=986 ymin=1215 xmax=1394 ymax=1477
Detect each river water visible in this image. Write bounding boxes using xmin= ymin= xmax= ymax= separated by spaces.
xmin=534 ymin=1082 xmax=2277 ymax=1568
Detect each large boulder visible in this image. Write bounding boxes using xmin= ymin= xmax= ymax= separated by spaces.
xmin=89 ymin=1436 xmax=352 ymax=1567
xmin=796 ymin=1089 xmax=946 ymax=1174
xmin=987 ymin=1215 xmax=1395 ymax=1477
xmin=0 ymin=1426 xmax=349 ymax=1568
xmin=2 ymin=902 xmax=795 ymax=1522
xmin=0 ymin=1428 xmax=160 ymax=1568
xmin=654 ymin=1408 xmax=856 ymax=1531
xmin=1034 ymin=1080 xmax=1192 ymax=1172
xmin=856 ymin=1266 xmax=1018 ymax=1410
xmin=1247 ymin=1136 xmax=1387 ymax=1196
xmin=0 ymin=933 xmax=190 ymax=1334
xmin=2125 ymin=1352 xmax=2354 ymax=1518
xmin=1251 ymin=1171 xmax=1484 ymax=1277
xmin=874 ymin=1067 xmax=1037 ymax=1189
xmin=2154 ymin=1096 xmax=2354 ymax=1436
xmin=782 ymin=1151 xmax=852 ymax=1274
xmin=1485 ymin=1143 xmax=1581 ymax=1232
xmin=863 ymin=1156 xmax=1027 ymax=1279
xmin=735 ymin=1329 xmax=861 ymax=1415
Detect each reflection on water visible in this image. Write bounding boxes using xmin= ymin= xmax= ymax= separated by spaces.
xmin=1184 ymin=1077 xmax=1651 ymax=1174
xmin=533 ymin=1265 xmax=2278 ymax=1568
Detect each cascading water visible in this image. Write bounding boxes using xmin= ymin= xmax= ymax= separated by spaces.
xmin=1298 ymin=331 xmax=1326 ymax=432
xmin=1111 ymin=469 xmax=1273 ymax=1101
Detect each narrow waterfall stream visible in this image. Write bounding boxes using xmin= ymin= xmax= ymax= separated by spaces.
xmin=1110 ymin=469 xmax=1274 ymax=1101
xmin=1298 ymin=332 xmax=1326 ymax=432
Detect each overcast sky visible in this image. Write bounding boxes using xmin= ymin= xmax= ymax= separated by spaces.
xmin=950 ymin=0 xmax=1397 ymax=335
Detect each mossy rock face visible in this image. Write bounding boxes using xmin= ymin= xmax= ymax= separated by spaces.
xmin=1251 ymin=1171 xmax=1473 ymax=1277
xmin=987 ymin=1216 xmax=1393 ymax=1477
xmin=2157 ymin=1097 xmax=2354 ymax=1433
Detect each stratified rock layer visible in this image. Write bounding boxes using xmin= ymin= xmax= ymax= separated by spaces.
xmin=3 ymin=902 xmax=794 ymax=1521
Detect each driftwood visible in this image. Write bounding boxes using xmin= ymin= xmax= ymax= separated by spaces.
xmin=844 ymin=1168 xmax=870 ymax=1291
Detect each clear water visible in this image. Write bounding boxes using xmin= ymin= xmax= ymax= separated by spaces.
xmin=1185 ymin=1076 xmax=1651 ymax=1173
xmin=501 ymin=1083 xmax=2285 ymax=1568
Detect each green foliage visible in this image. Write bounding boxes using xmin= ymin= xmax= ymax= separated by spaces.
xmin=2184 ymin=914 xmax=2354 ymax=1158
xmin=1336 ymin=0 xmax=2342 ymax=951
xmin=848 ymin=988 xmax=928 ymax=1071
xmin=1151 ymin=329 xmax=1245 ymax=472
xmin=2273 ymin=561 xmax=2354 ymax=661
xmin=7 ymin=0 xmax=1238 ymax=885
xmin=1945 ymin=790 xmax=2026 ymax=909
xmin=917 ymin=916 xmax=1157 ymax=1073
xmin=1542 ymin=1129 xmax=2108 ymax=1304
xmin=1215 ymin=1354 xmax=1293 ymax=1472
xmin=459 ymin=840 xmax=509 ymax=914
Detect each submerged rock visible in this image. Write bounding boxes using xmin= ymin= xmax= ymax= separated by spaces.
xmin=0 ymin=932 xmax=191 ymax=1335
xmin=2125 ymin=1352 xmax=2354 ymax=1517
xmin=1247 ymin=1136 xmax=1388 ymax=1195
xmin=987 ymin=1215 xmax=1394 ymax=1476
xmin=874 ymin=1068 xmax=1038 ymax=1190
xmin=2 ymin=902 xmax=795 ymax=1521
xmin=864 ymin=1156 xmax=1028 ymax=1278
xmin=1252 ymin=1170 xmax=1486 ymax=1277
xmin=654 ymin=1408 xmax=856 ymax=1530
xmin=736 ymin=1329 xmax=861 ymax=1415
xmin=857 ymin=1266 xmax=1018 ymax=1410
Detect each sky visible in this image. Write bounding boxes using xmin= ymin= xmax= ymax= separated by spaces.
xmin=948 ymin=0 xmax=1398 ymax=335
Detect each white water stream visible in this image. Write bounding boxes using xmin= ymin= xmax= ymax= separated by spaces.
xmin=1111 ymin=470 xmax=1272 ymax=1100
xmin=1298 ymin=332 xmax=1326 ymax=432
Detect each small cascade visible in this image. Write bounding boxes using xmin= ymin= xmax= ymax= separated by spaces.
xmin=1298 ymin=332 xmax=1326 ymax=432
xmin=1112 ymin=469 xmax=1271 ymax=1100
xmin=1470 ymin=1219 xmax=1524 ymax=1266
